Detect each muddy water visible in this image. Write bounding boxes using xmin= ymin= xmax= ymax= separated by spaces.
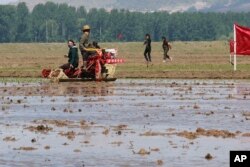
xmin=0 ymin=79 xmax=250 ymax=167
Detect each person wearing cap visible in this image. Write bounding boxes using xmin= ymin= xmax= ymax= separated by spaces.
xmin=162 ymin=36 xmax=172 ymax=62
xmin=60 ymin=39 xmax=79 ymax=70
xmin=143 ymin=33 xmax=152 ymax=65
xmin=79 ymin=25 xmax=91 ymax=69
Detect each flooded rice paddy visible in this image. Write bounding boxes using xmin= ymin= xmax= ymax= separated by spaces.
xmin=0 ymin=79 xmax=250 ymax=167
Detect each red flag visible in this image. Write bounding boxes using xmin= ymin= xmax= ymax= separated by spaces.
xmin=235 ymin=24 xmax=250 ymax=55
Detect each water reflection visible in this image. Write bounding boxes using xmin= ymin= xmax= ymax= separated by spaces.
xmin=39 ymin=82 xmax=115 ymax=96
xmin=0 ymin=81 xmax=115 ymax=97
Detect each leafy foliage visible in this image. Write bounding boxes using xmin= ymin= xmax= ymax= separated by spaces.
xmin=1 ymin=2 xmax=250 ymax=42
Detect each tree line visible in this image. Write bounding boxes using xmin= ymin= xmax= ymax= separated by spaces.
xmin=1 ymin=2 xmax=250 ymax=43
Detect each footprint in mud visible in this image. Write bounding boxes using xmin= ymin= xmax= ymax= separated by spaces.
xmin=243 ymin=112 xmax=250 ymax=120
xmin=102 ymin=128 xmax=109 ymax=135
xmin=242 ymin=133 xmax=250 ymax=137
xmin=156 ymin=160 xmax=164 ymax=166
xmin=26 ymin=125 xmax=53 ymax=133
xmin=151 ymin=148 xmax=160 ymax=152
xmin=3 ymin=136 xmax=16 ymax=142
xmin=81 ymin=141 xmax=90 ymax=144
xmin=74 ymin=149 xmax=81 ymax=153
xmin=193 ymin=103 xmax=200 ymax=109
xmin=58 ymin=131 xmax=76 ymax=140
xmin=44 ymin=145 xmax=50 ymax=150
xmin=13 ymin=147 xmax=37 ymax=151
xmin=110 ymin=141 xmax=123 ymax=146
xmin=133 ymin=148 xmax=150 ymax=155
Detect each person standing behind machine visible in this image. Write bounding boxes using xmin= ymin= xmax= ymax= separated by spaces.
xmin=79 ymin=25 xmax=91 ymax=70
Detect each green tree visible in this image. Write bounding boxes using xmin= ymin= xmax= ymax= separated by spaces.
xmin=0 ymin=5 xmax=16 ymax=42
xmin=31 ymin=4 xmax=46 ymax=41
xmin=56 ymin=4 xmax=77 ymax=41
xmin=16 ymin=2 xmax=30 ymax=42
xmin=3 ymin=2 xmax=250 ymax=42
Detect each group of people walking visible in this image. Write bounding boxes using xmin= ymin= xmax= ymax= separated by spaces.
xmin=143 ymin=34 xmax=172 ymax=65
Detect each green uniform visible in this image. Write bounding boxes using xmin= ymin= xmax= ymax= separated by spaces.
xmin=79 ymin=33 xmax=90 ymax=61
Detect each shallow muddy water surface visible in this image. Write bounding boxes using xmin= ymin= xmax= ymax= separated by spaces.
xmin=0 ymin=79 xmax=250 ymax=167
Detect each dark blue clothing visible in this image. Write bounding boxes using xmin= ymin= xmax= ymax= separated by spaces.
xmin=68 ymin=46 xmax=79 ymax=68
xmin=144 ymin=38 xmax=151 ymax=62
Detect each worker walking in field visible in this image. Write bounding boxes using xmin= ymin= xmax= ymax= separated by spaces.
xmin=79 ymin=25 xmax=91 ymax=70
xmin=60 ymin=39 xmax=79 ymax=70
xmin=143 ymin=33 xmax=152 ymax=65
xmin=162 ymin=36 xmax=172 ymax=62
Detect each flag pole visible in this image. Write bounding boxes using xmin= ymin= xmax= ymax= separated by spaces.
xmin=229 ymin=53 xmax=231 ymax=64
xmin=234 ymin=24 xmax=237 ymax=71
